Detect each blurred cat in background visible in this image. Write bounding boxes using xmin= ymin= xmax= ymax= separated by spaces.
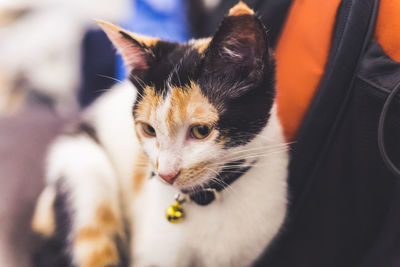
xmin=0 ymin=0 xmax=130 ymax=115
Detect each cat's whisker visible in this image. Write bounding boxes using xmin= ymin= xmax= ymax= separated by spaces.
xmin=130 ymin=73 xmax=146 ymax=88
xmin=205 ymin=166 xmax=221 ymax=178
xmin=173 ymin=66 xmax=182 ymax=88
xmin=233 ymin=148 xmax=288 ymax=157
xmin=208 ymin=148 xmax=289 ymax=165
xmin=128 ymin=75 xmax=146 ymax=100
xmin=226 ymin=146 xmax=281 ymax=155
xmin=233 ymin=132 xmax=295 ymax=146
xmin=228 ymin=139 xmax=289 ymax=148
xmin=94 ymin=88 xmax=111 ymax=94
xmin=218 ymin=169 xmax=251 ymax=173
xmin=207 ymin=160 xmax=278 ymax=170
xmin=217 ymin=153 xmax=287 ymax=164
xmin=129 ymin=74 xmax=147 ymax=94
xmin=205 ymin=168 xmax=236 ymax=196
xmin=208 ymin=177 xmax=232 ymax=195
xmin=221 ymin=144 xmax=288 ymax=157
xmin=209 ymin=177 xmax=235 ymax=196
xmin=96 ymin=74 xmax=125 ymax=85
xmin=191 ymin=184 xmax=197 ymax=194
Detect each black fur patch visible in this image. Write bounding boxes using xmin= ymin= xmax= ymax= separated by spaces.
xmin=130 ymin=40 xmax=181 ymax=96
xmin=113 ymin=234 xmax=130 ymax=267
xmin=64 ymin=121 xmax=101 ymax=145
xmin=32 ymin=181 xmax=73 ymax=267
xmin=200 ymin=14 xmax=275 ymax=148
xmin=77 ymin=122 xmax=100 ymax=144
xmin=119 ymin=31 xmax=145 ymax=49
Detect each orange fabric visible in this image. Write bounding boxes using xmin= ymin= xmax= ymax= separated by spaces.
xmin=375 ymin=0 xmax=400 ymax=62
xmin=275 ymin=0 xmax=342 ymax=141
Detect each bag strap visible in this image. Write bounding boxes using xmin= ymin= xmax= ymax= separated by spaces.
xmin=378 ymin=80 xmax=400 ymax=177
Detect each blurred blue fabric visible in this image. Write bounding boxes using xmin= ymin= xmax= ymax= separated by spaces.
xmin=116 ymin=0 xmax=190 ymax=80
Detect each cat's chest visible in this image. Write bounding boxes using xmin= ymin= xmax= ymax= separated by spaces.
xmin=129 ymin=164 xmax=287 ymax=267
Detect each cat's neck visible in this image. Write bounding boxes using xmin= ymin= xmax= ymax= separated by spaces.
xmin=184 ymin=104 xmax=287 ymax=206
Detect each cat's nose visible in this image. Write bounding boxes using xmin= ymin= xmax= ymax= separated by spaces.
xmin=158 ymin=170 xmax=181 ymax=185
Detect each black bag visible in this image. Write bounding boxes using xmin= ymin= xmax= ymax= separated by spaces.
xmin=249 ymin=0 xmax=400 ymax=266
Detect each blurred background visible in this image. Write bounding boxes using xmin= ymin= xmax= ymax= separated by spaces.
xmin=0 ymin=0 xmax=291 ymax=266
xmin=0 ymin=0 xmax=290 ymax=117
xmin=0 ymin=0 xmax=187 ymax=116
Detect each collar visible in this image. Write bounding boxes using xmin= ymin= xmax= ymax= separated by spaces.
xmin=187 ymin=160 xmax=252 ymax=206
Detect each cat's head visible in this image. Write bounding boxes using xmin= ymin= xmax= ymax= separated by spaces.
xmin=99 ymin=2 xmax=275 ymax=192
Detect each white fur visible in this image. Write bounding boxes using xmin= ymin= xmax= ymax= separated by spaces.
xmin=42 ymin=81 xmax=288 ymax=266
xmin=31 ymin=186 xmax=57 ymax=237
xmin=131 ymin=104 xmax=288 ymax=267
xmin=45 ymin=81 xmax=138 ymax=234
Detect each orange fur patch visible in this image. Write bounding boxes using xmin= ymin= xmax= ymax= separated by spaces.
xmin=75 ymin=227 xmax=103 ymax=242
xmin=134 ymin=86 xmax=160 ymax=122
xmin=175 ymin=161 xmax=210 ymax=185
xmin=228 ymin=1 xmax=254 ymax=16
xmin=166 ymin=87 xmax=189 ymax=135
xmin=167 ymin=82 xmax=218 ymax=137
xmin=74 ymin=213 xmax=121 ymax=267
xmin=74 ymin=204 xmax=120 ymax=243
xmin=216 ymin=129 xmax=229 ymax=146
xmin=96 ymin=205 xmax=118 ymax=230
xmin=84 ymin=242 xmax=119 ymax=267
xmin=132 ymin=152 xmax=151 ymax=193
xmin=192 ymin=38 xmax=211 ymax=53
xmin=74 ymin=227 xmax=119 ymax=267
xmin=130 ymin=33 xmax=159 ymax=47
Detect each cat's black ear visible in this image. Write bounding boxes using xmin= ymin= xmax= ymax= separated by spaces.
xmin=203 ymin=2 xmax=271 ymax=84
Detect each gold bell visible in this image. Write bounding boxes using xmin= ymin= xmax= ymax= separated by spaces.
xmin=166 ymin=194 xmax=186 ymax=224
xmin=166 ymin=201 xmax=185 ymax=224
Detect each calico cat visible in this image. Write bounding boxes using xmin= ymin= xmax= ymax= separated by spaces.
xmin=31 ymin=2 xmax=288 ymax=267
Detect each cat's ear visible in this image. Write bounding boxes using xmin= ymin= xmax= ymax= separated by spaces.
xmin=203 ymin=2 xmax=271 ymax=83
xmin=96 ymin=20 xmax=159 ymax=78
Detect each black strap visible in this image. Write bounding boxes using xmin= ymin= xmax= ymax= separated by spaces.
xmin=378 ymin=80 xmax=400 ymax=177
xmin=189 ymin=161 xmax=252 ymax=206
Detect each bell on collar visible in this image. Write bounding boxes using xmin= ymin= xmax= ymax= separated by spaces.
xmin=166 ymin=201 xmax=185 ymax=224
xmin=166 ymin=194 xmax=187 ymax=224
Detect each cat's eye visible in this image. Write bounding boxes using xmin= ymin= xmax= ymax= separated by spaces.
xmin=141 ymin=123 xmax=156 ymax=137
xmin=190 ymin=125 xmax=212 ymax=140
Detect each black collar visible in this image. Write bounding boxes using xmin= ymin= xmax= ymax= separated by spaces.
xmin=187 ymin=160 xmax=252 ymax=206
